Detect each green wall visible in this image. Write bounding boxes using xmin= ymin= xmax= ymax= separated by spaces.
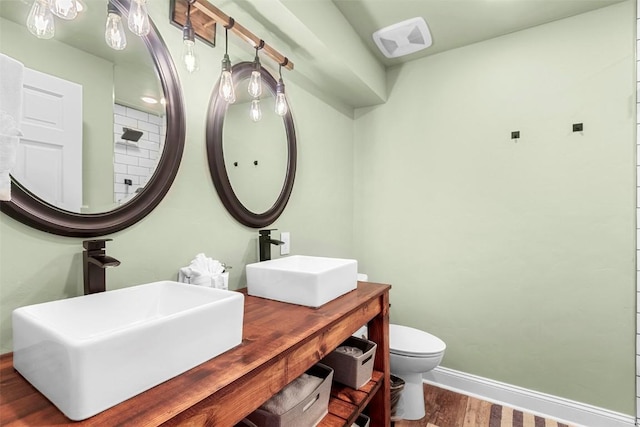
xmin=353 ymin=1 xmax=635 ymax=415
xmin=224 ymin=95 xmax=287 ymax=214
xmin=114 ymin=62 xmax=165 ymax=117
xmin=0 ymin=0 xmax=355 ymax=354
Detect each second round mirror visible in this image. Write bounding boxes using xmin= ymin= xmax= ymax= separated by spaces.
xmin=207 ymin=62 xmax=296 ymax=228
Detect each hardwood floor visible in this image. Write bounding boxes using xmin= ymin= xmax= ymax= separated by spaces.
xmin=393 ymin=383 xmax=574 ymax=427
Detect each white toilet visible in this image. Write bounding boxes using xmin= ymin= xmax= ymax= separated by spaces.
xmin=390 ymin=323 xmax=446 ymax=421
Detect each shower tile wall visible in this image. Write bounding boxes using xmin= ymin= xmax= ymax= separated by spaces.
xmin=113 ymin=104 xmax=166 ymax=204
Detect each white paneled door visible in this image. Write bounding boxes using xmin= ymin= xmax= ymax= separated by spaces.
xmin=14 ymin=68 xmax=82 ymax=212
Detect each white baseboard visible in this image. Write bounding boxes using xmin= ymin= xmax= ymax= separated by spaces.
xmin=422 ymin=367 xmax=635 ymax=427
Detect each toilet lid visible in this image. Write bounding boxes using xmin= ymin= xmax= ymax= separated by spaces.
xmin=389 ymin=324 xmax=446 ymax=357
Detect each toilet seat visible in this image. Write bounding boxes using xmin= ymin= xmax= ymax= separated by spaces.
xmin=389 ymin=324 xmax=446 ymax=357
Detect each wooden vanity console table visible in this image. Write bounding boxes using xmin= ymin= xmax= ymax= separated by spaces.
xmin=0 ymin=282 xmax=391 ymax=426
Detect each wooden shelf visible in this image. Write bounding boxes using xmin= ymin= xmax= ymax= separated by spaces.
xmin=320 ymin=370 xmax=384 ymax=427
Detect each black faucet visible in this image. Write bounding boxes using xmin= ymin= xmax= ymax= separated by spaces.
xmin=259 ymin=229 xmax=284 ymax=262
xmin=83 ymin=239 xmax=121 ymax=295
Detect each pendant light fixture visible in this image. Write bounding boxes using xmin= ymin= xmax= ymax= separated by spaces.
xmin=128 ymin=0 xmax=150 ymax=37
xmin=26 ymin=0 xmax=55 ymax=39
xmin=182 ymin=0 xmax=199 ymax=73
xmin=105 ymin=1 xmax=127 ymax=50
xmin=247 ymin=44 xmax=263 ymax=98
xmin=50 ymin=0 xmax=77 ymax=20
xmin=25 ymin=0 xmax=149 ymax=52
xmin=219 ymin=19 xmax=236 ymax=103
xmin=274 ymin=62 xmax=288 ymax=116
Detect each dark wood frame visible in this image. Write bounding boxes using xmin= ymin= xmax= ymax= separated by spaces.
xmin=169 ymin=0 xmax=216 ymax=48
xmin=0 ymin=0 xmax=186 ymax=238
xmin=206 ymin=62 xmax=296 ymax=228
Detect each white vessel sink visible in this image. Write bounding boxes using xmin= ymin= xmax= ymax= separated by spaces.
xmin=246 ymin=255 xmax=358 ymax=308
xmin=12 ymin=281 xmax=244 ymax=421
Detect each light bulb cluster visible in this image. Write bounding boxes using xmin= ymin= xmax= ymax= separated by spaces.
xmin=178 ymin=11 xmax=290 ymax=121
xmin=105 ymin=0 xmax=150 ymax=51
xmin=26 ymin=0 xmax=150 ymax=52
xmin=215 ymin=26 xmax=288 ymax=122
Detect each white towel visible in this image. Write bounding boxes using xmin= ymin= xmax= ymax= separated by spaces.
xmin=260 ymin=373 xmax=323 ymax=415
xmin=0 ymin=54 xmax=24 ymax=130
xmin=0 ymin=54 xmax=24 ymax=201
xmin=0 ymin=134 xmax=19 ymax=201
xmin=335 ymin=345 xmax=364 ymax=357
xmin=178 ymin=253 xmax=228 ymax=290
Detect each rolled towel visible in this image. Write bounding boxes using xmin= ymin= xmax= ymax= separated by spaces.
xmin=178 ymin=254 xmax=227 ymax=288
xmin=189 ymin=270 xmax=213 ymax=287
xmin=212 ymin=271 xmax=229 ymax=290
xmin=260 ymin=373 xmax=323 ymax=415
xmin=335 ymin=345 xmax=363 ymax=357
xmin=177 ymin=266 xmax=192 ymax=284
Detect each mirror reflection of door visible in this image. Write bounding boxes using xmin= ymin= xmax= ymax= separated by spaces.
xmin=0 ymin=0 xmax=165 ymax=214
xmin=15 ymin=68 xmax=83 ymax=212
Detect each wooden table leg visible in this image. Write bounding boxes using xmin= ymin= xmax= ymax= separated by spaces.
xmin=367 ymin=291 xmax=390 ymax=427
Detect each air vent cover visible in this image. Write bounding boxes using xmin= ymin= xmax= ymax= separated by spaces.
xmin=372 ymin=17 xmax=432 ymax=58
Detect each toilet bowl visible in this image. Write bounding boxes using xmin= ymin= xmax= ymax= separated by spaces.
xmin=390 ymin=324 xmax=446 ymax=421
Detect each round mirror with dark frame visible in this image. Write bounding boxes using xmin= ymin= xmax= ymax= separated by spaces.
xmin=207 ymin=62 xmax=296 ymax=228
xmin=0 ymin=0 xmax=185 ymax=237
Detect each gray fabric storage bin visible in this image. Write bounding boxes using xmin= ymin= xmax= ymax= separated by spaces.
xmin=321 ymin=336 xmax=377 ymax=389
xmin=243 ymin=364 xmax=333 ymax=427
xmin=354 ymin=413 xmax=370 ymax=427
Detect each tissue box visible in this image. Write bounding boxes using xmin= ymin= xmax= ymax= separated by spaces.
xmin=244 ymin=364 xmax=333 ymax=427
xmin=321 ymin=336 xmax=377 ymax=389
xmin=354 ymin=414 xmax=371 ymax=427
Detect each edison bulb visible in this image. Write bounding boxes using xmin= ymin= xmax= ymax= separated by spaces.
xmin=250 ymin=99 xmax=262 ymax=122
xmin=248 ymin=70 xmax=262 ymax=98
xmin=219 ymin=70 xmax=235 ymax=103
xmin=275 ymin=92 xmax=288 ymax=116
xmin=274 ymin=78 xmax=288 ymax=116
xmin=182 ymin=40 xmax=199 ymax=73
xmin=128 ymin=0 xmax=150 ymax=36
xmin=27 ymin=0 xmax=55 ymax=39
xmin=51 ymin=0 xmax=77 ymax=20
xmin=105 ymin=10 xmax=127 ymax=50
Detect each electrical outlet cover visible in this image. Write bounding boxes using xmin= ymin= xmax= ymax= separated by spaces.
xmin=280 ymin=232 xmax=290 ymax=255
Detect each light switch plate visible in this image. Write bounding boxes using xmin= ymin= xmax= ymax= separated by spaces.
xmin=280 ymin=232 xmax=290 ymax=255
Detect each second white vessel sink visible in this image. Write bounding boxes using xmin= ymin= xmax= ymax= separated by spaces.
xmin=246 ymin=255 xmax=358 ymax=307
xmin=12 ymin=281 xmax=244 ymax=420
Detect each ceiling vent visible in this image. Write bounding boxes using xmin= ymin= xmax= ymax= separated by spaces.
xmin=372 ymin=17 xmax=432 ymax=59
